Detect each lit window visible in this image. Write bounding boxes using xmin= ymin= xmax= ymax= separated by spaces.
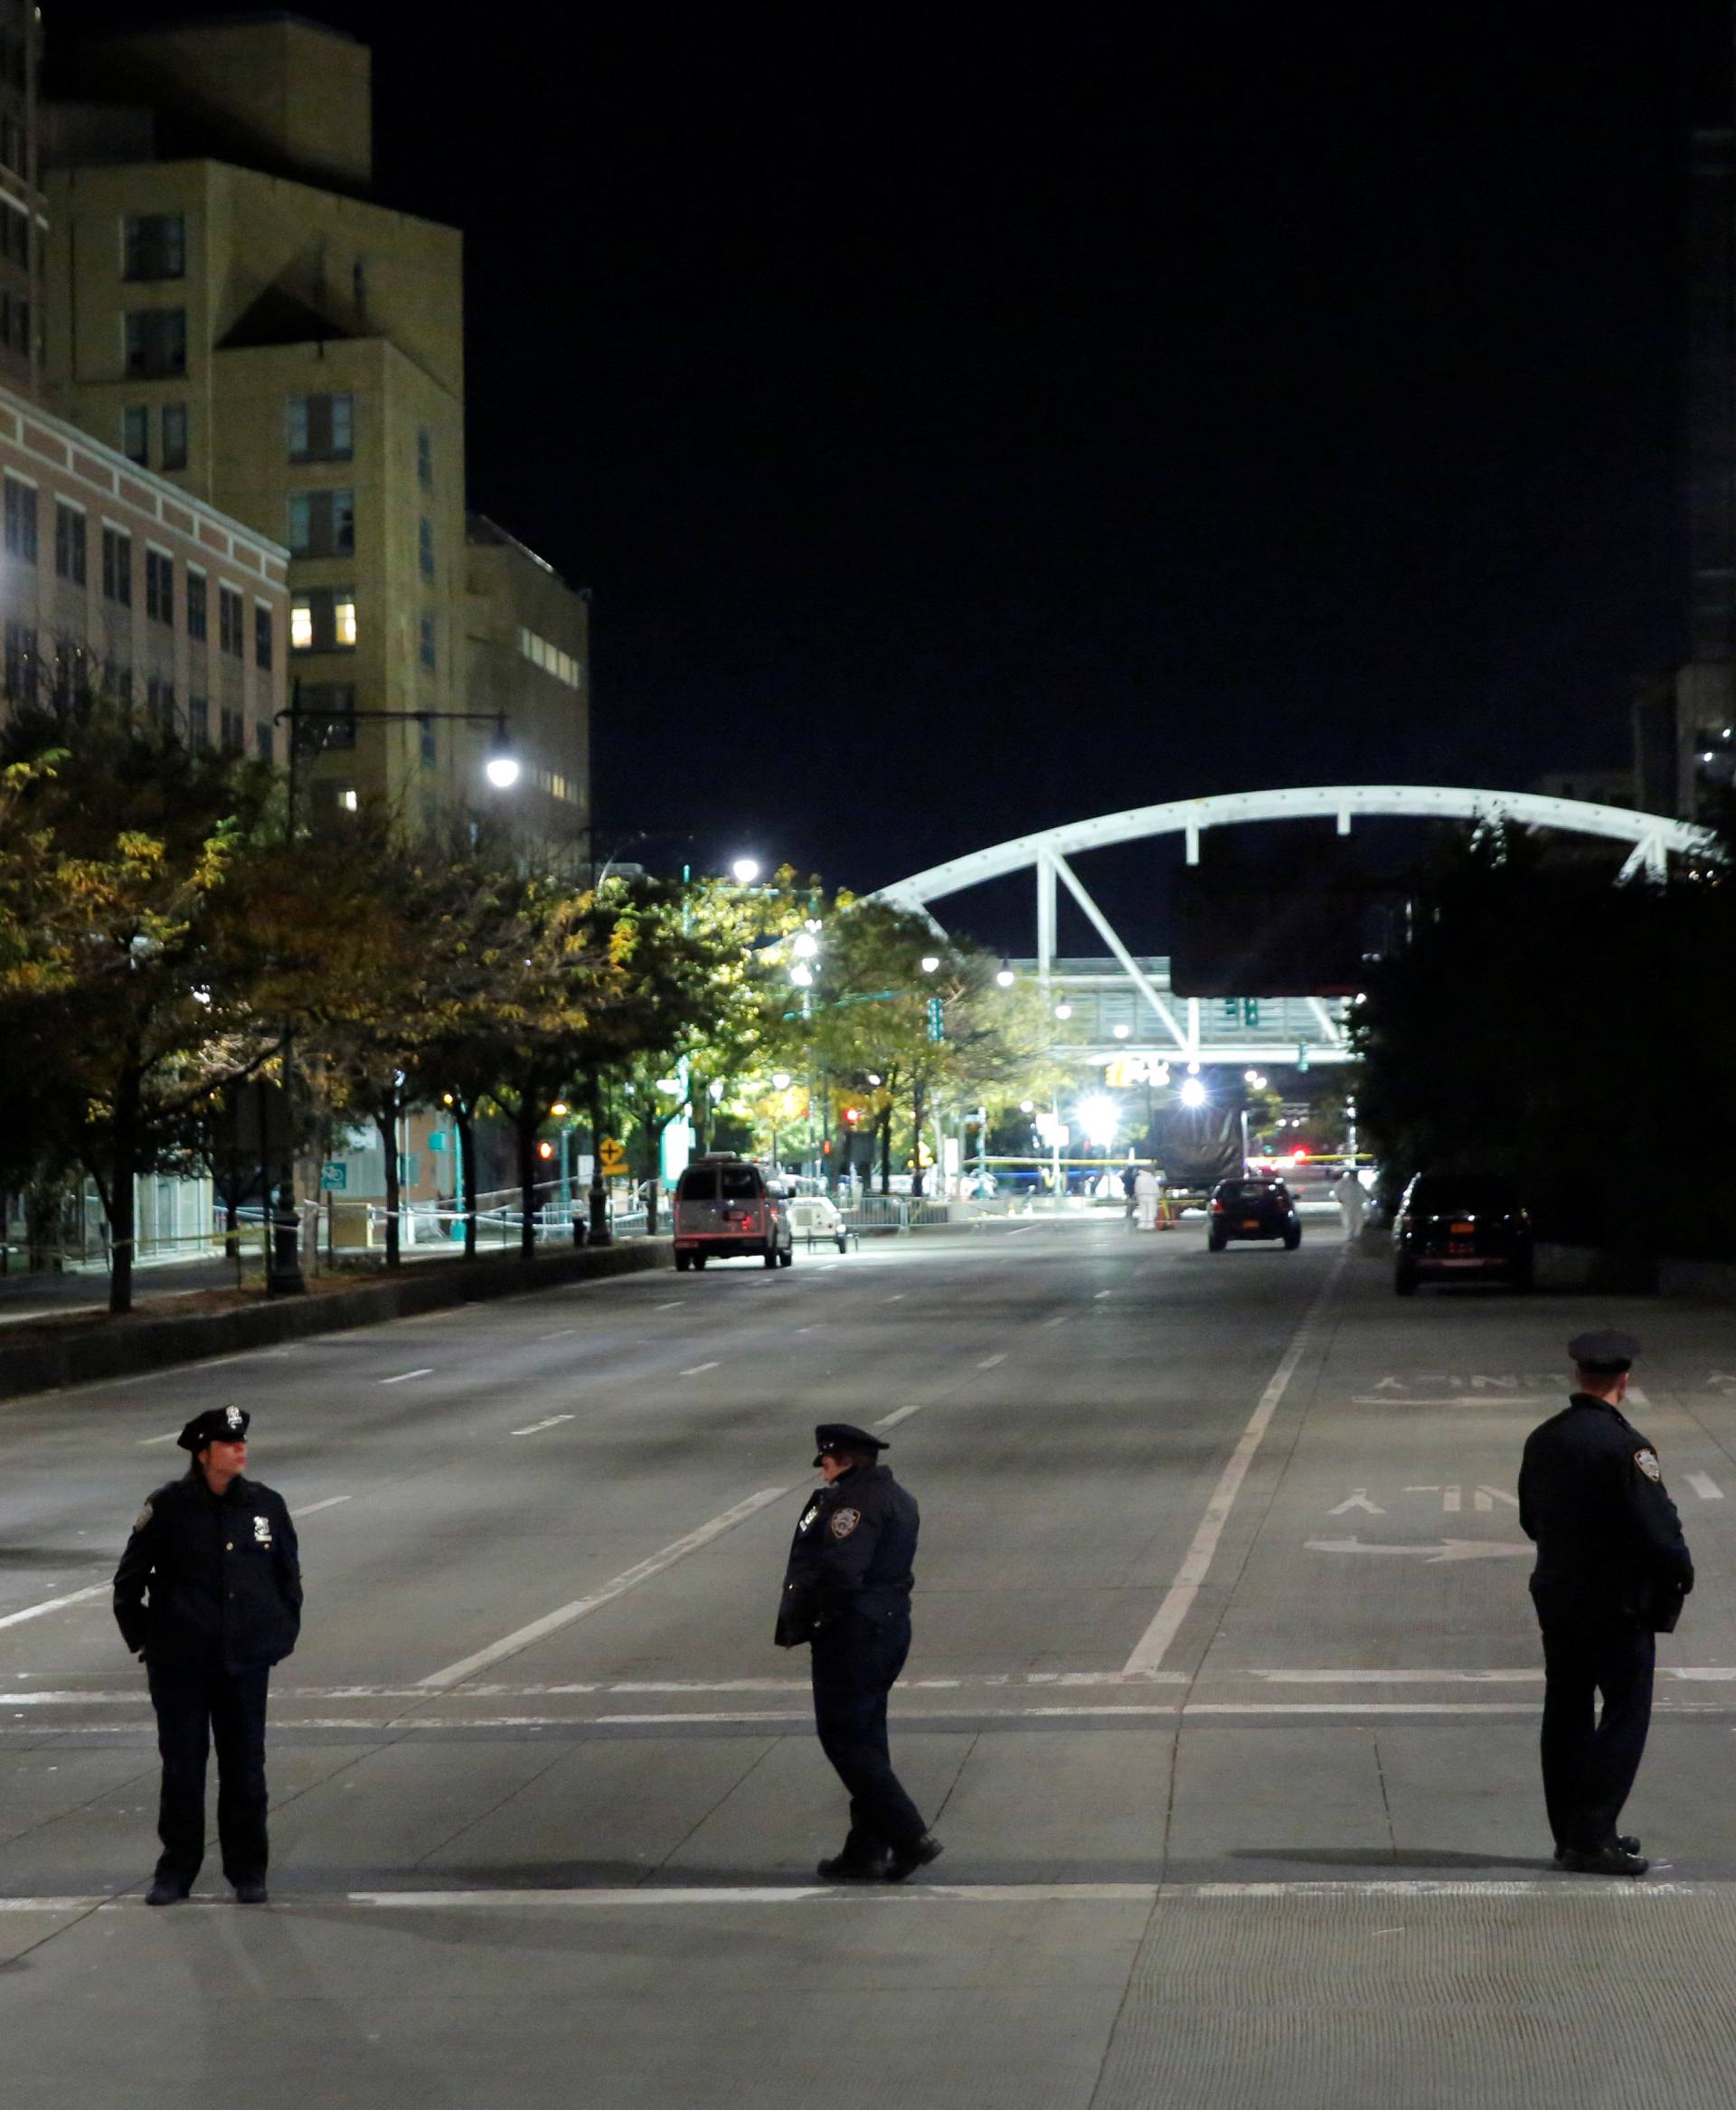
xmin=335 ymin=594 xmax=356 ymax=647
xmin=340 ymin=787 xmax=358 ymax=812
xmin=290 ymin=598 xmax=313 ymax=650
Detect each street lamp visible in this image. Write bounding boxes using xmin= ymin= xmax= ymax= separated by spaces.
xmin=1179 ymin=1077 xmax=1207 ymax=1109
xmin=920 ymin=955 xmax=940 ymax=974
xmin=995 ymin=967 xmax=1015 ymax=987
xmin=731 ymin=857 xmax=760 ymax=884
xmin=485 ymin=716 xmax=521 ymax=787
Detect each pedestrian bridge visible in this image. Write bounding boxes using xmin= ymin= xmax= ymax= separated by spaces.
xmin=869 ymin=785 xmax=1715 ymax=1069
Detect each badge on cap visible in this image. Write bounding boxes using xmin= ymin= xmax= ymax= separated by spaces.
xmin=1635 ymin=1449 xmax=1662 ymax=1483
xmin=225 ymin=1406 xmax=245 ymax=1434
xmin=829 ymin=1507 xmax=862 ymax=1540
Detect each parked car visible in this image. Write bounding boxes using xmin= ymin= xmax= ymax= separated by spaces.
xmin=1392 ymin=1173 xmax=1532 ymax=1295
xmin=786 ymin=1192 xmax=851 ymax=1252
xmin=1207 ymin=1177 xmax=1302 ymax=1251
xmin=673 ymin=1156 xmax=793 ymax=1271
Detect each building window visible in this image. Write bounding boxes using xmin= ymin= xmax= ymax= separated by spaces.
xmin=123 ymin=214 xmax=186 ymax=282
xmin=420 ymin=717 xmax=437 ymax=766
xmin=418 ymin=516 xmax=434 ymax=579
xmin=124 ymin=309 xmax=187 ymax=378
xmin=146 ymin=674 xmax=175 ymax=730
xmin=219 ymin=585 xmax=244 ymax=657
xmin=287 ymin=393 xmax=353 ymax=462
xmin=254 ymin=605 xmax=272 ymax=670
xmin=290 ymin=587 xmax=357 ymax=653
xmin=3 ymin=619 xmax=33 ymax=699
xmin=0 ymin=113 xmax=23 ymax=179
xmin=144 ymin=549 xmax=174 ymax=625
xmin=54 ymin=503 xmax=86 ymax=586
xmin=297 ymin=682 xmax=356 ymax=748
xmin=255 ymin=721 xmax=274 ymax=764
xmin=0 ymin=210 xmax=23 ymax=270
xmin=9 ymin=297 xmax=27 ymax=358
xmin=186 ymin=569 xmax=207 ymax=641
xmin=419 ymin=614 xmax=436 ymax=671
xmin=515 ymin=624 xmax=582 ymax=689
xmin=187 ymin=694 xmax=208 ymax=748
xmin=219 ymin=706 xmax=244 ymax=753
xmin=3 ymin=476 xmax=36 ymax=562
xmin=160 ymin=404 xmax=188 ymax=472
xmin=121 ymin=405 xmax=150 ymax=465
xmin=101 ymin=527 xmax=132 ymax=606
xmin=286 ymin=488 xmax=354 ymax=557
xmin=417 ymin=426 xmax=432 ymax=487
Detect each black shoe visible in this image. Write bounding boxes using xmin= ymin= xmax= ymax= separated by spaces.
xmin=816 ymin=1848 xmax=890 ymax=1882
xmin=1555 ymin=1834 xmax=1639 ymax=1863
xmin=145 ymin=1880 xmax=189 ymax=1907
xmin=882 ymin=1834 xmax=944 ymax=1883
xmin=1558 ymin=1844 xmax=1648 ymax=1877
xmin=231 ymin=1880 xmax=269 ymax=1905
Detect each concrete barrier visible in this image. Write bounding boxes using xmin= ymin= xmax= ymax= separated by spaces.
xmin=0 ymin=1239 xmax=673 ymax=1403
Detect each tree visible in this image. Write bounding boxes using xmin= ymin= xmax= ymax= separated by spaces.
xmin=0 ymin=703 xmax=288 ymax=1314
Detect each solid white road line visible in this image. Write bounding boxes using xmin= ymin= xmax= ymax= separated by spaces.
xmin=1688 ymin=1472 xmax=1724 ymax=1501
xmin=1124 ymin=1248 xmax=1344 ymax=1676
xmin=655 ymin=1301 xmax=686 ymax=1312
xmin=416 ymin=1485 xmax=791 ymax=1690
xmin=379 ymin=1368 xmax=434 ymax=1385
xmin=0 ymin=1583 xmax=109 ymax=1631
xmin=976 ymin=1353 xmax=1006 ymax=1369
xmin=538 ymin=1329 xmax=578 ymax=1341
xmin=681 ymin=1361 xmax=721 ymax=1377
xmin=874 ymin=1403 xmax=925 ymax=1430
xmin=511 ymin=1415 xmax=574 ymax=1436
xmin=297 ymin=1495 xmax=353 ymax=1517
xmin=137 ymin=1432 xmax=179 ymax=1446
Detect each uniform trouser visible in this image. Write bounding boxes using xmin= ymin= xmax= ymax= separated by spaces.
xmin=811 ymin=1610 xmax=926 ymax=1854
xmin=1538 ymin=1622 xmax=1655 ymax=1854
xmin=146 ymin=1663 xmax=270 ymax=1888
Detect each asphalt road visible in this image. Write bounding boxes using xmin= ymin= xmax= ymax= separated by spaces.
xmin=5 ymin=1219 xmax=1736 ymax=2106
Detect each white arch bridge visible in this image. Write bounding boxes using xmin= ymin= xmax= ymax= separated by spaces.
xmin=868 ymin=786 xmax=1715 ymax=1070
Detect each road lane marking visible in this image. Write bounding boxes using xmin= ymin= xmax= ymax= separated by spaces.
xmin=656 ymin=1301 xmax=686 ymax=1311
xmin=1688 ymin=1473 xmax=1724 ymax=1501
xmin=681 ymin=1361 xmax=720 ymax=1377
xmin=137 ymin=1432 xmax=179 ymax=1446
xmin=297 ymin=1495 xmax=353 ymax=1516
xmin=884 ymin=1294 xmax=906 ymax=1303
xmin=1306 ymin=1537 xmax=1529 ymax=1564
xmin=380 ymin=1368 xmax=434 ymax=1385
xmin=1095 ymin=1291 xmax=1112 ymax=1299
xmin=0 ymin=1583 xmax=109 ymax=1630
xmin=1124 ymin=1248 xmax=1344 ymax=1676
xmin=416 ymin=1486 xmax=791 ymax=1690
xmin=512 ymin=1415 xmax=574 ymax=1436
xmin=539 ymin=1329 xmax=578 ymax=1341
xmin=875 ymin=1403 xmax=925 ymax=1430
xmin=1353 ymin=1397 xmax=1552 ymax=1408
xmin=976 ymin=1353 xmax=1006 ymax=1369
xmin=1042 ymin=1314 xmax=1070 ymax=1329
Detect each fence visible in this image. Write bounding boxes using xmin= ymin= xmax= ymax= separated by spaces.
xmin=835 ymin=1196 xmax=984 ymax=1237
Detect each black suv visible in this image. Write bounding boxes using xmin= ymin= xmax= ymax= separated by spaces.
xmin=1207 ymin=1177 xmax=1301 ymax=1252
xmin=1393 ymin=1173 xmax=1532 ymax=1295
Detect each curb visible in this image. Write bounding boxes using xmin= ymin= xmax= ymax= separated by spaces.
xmin=0 ymin=1239 xmax=674 ymax=1403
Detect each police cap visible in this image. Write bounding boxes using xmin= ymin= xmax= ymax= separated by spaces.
xmin=1568 ymin=1330 xmax=1640 ymax=1376
xmin=177 ymin=1404 xmax=250 ymax=1452
xmin=813 ymin=1421 xmax=887 ymax=1466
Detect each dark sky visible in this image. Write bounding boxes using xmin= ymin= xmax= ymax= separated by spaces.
xmin=55 ymin=2 xmax=1735 ymax=935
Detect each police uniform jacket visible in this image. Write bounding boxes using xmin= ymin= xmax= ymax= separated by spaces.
xmin=775 ymin=1465 xmax=918 ymax=1646
xmin=113 ymin=1473 xmax=303 ymax=1673
xmin=1518 ymin=1394 xmax=1694 ymax=1632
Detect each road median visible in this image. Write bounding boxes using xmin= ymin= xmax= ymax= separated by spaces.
xmin=0 ymin=1239 xmax=673 ymax=1403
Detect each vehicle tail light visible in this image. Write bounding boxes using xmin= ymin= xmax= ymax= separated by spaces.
xmin=1210 ymin=1199 xmax=1225 ymax=1213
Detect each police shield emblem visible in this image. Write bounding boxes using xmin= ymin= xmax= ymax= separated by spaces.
xmin=829 ymin=1507 xmax=862 ymax=1540
xmin=253 ymin=1514 xmax=273 ymax=1546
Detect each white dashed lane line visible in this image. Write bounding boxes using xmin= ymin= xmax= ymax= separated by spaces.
xmin=1094 ymin=1291 xmax=1112 ymax=1300
xmin=1688 ymin=1474 xmax=1724 ymax=1501
xmin=538 ymin=1329 xmax=578 ymax=1342
xmin=875 ymin=1404 xmax=925 ymax=1430
xmin=680 ymin=1361 xmax=720 ymax=1378
xmin=297 ymin=1495 xmax=353 ymax=1516
xmin=512 ymin=1415 xmax=574 ymax=1437
xmin=976 ymin=1353 xmax=1006 ymax=1370
xmin=379 ymin=1368 xmax=435 ymax=1386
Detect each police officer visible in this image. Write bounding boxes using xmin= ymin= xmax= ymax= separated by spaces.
xmin=1518 ymin=1332 xmax=1693 ymax=1876
xmin=776 ymin=1422 xmax=942 ymax=1881
xmin=112 ymin=1405 xmax=302 ymax=1905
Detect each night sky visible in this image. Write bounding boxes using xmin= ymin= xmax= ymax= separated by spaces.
xmin=54 ymin=2 xmax=1734 ymax=942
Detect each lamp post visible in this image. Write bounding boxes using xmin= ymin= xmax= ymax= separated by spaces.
xmin=269 ymin=685 xmax=521 ymax=1295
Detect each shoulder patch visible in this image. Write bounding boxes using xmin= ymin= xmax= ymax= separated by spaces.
xmin=829 ymin=1506 xmax=862 ymax=1540
xmin=1635 ymin=1448 xmax=1662 ymax=1483
xmin=132 ymin=1501 xmax=154 ymax=1532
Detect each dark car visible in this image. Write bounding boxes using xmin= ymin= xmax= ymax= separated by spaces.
xmin=1207 ymin=1177 xmax=1301 ymax=1252
xmin=1393 ymin=1173 xmax=1532 ymax=1295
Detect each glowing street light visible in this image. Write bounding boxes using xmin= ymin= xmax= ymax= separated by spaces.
xmin=771 ymin=1071 xmax=792 ymax=1090
xmin=485 ymin=719 xmax=521 ymax=787
xmin=789 ymin=962 xmax=815 ymax=988
xmin=1077 ymin=1094 xmax=1118 ymax=1150
xmin=1053 ymin=1003 xmax=1072 ymax=1019
xmin=1179 ymin=1077 xmax=1208 ymax=1109
xmin=791 ymin=929 xmax=819 ymax=958
xmin=920 ymin=955 xmax=940 ymax=974
xmin=731 ymin=857 xmax=760 ymax=884
xmin=995 ymin=968 xmax=1015 ymax=987
xmin=1112 ymin=1024 xmax=1130 ymax=1039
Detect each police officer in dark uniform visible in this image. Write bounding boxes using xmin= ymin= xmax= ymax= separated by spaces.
xmin=776 ymin=1422 xmax=942 ymax=1881
xmin=1518 ymin=1332 xmax=1693 ymax=1876
xmin=113 ymin=1405 xmax=303 ymax=1905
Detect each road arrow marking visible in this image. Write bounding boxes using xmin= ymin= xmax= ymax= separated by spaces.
xmin=1326 ymin=1490 xmax=1385 ymax=1516
xmin=1307 ymin=1537 xmax=1531 ymax=1564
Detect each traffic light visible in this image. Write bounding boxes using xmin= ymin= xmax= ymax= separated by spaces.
xmin=844 ymin=1107 xmax=860 ymax=1126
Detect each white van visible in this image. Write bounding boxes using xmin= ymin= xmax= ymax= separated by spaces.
xmin=673 ymin=1155 xmax=793 ymax=1271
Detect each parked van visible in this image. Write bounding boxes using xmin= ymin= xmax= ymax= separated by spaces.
xmin=673 ymin=1155 xmax=794 ymax=1271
